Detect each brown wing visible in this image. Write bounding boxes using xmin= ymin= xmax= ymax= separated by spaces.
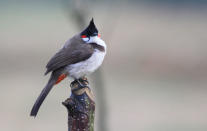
xmin=45 ymin=37 xmax=94 ymax=75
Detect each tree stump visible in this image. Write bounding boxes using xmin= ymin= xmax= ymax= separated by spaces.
xmin=62 ymin=77 xmax=95 ymax=131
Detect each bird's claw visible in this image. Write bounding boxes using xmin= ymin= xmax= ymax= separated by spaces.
xmin=70 ymin=78 xmax=89 ymax=92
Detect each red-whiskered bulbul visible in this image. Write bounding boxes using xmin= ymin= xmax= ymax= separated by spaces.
xmin=30 ymin=18 xmax=106 ymax=117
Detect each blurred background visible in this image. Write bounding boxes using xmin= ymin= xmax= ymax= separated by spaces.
xmin=1 ymin=0 xmax=207 ymax=131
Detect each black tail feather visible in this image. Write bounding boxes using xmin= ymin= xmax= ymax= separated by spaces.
xmin=30 ymin=76 xmax=56 ymax=117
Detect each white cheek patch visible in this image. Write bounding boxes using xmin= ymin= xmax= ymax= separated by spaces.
xmin=87 ymin=36 xmax=107 ymax=49
xmin=82 ymin=37 xmax=90 ymax=42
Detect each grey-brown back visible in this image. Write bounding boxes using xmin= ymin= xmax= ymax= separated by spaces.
xmin=45 ymin=35 xmax=94 ymax=75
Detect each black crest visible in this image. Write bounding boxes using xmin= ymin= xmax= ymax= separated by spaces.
xmin=81 ymin=18 xmax=98 ymax=37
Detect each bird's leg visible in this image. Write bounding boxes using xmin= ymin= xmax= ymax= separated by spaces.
xmin=70 ymin=80 xmax=77 ymax=87
xmin=70 ymin=77 xmax=89 ymax=92
xmin=80 ymin=76 xmax=89 ymax=85
xmin=76 ymin=79 xmax=85 ymax=87
xmin=70 ymin=79 xmax=84 ymax=93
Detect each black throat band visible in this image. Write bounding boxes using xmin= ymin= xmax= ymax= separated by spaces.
xmin=89 ymin=43 xmax=105 ymax=52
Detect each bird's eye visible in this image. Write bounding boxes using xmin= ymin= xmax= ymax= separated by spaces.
xmin=81 ymin=35 xmax=90 ymax=42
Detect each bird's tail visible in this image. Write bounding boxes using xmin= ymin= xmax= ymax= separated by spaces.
xmin=30 ymin=75 xmax=56 ymax=117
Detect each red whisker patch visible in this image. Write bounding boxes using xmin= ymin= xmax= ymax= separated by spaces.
xmin=81 ymin=35 xmax=87 ymax=38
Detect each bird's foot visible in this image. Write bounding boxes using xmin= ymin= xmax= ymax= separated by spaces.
xmin=76 ymin=79 xmax=85 ymax=87
xmin=70 ymin=77 xmax=89 ymax=92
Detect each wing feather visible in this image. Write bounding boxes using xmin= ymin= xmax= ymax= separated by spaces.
xmin=45 ymin=37 xmax=94 ymax=75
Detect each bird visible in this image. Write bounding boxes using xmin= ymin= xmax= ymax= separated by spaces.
xmin=30 ymin=18 xmax=106 ymax=117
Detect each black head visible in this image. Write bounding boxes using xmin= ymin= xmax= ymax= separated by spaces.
xmin=81 ymin=18 xmax=98 ymax=37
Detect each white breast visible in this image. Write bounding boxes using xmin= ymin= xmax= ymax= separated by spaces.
xmin=67 ymin=36 xmax=106 ymax=79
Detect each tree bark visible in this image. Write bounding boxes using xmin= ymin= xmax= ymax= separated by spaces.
xmin=62 ymin=77 xmax=95 ymax=131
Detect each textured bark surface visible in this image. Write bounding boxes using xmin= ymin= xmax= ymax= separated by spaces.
xmin=62 ymin=78 xmax=95 ymax=131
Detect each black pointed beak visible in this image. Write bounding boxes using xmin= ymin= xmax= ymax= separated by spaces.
xmin=91 ymin=32 xmax=98 ymax=36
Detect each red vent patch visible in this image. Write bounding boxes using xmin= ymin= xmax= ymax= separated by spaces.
xmin=55 ymin=74 xmax=67 ymax=84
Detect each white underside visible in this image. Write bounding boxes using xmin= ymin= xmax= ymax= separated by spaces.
xmin=67 ymin=36 xmax=106 ymax=79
